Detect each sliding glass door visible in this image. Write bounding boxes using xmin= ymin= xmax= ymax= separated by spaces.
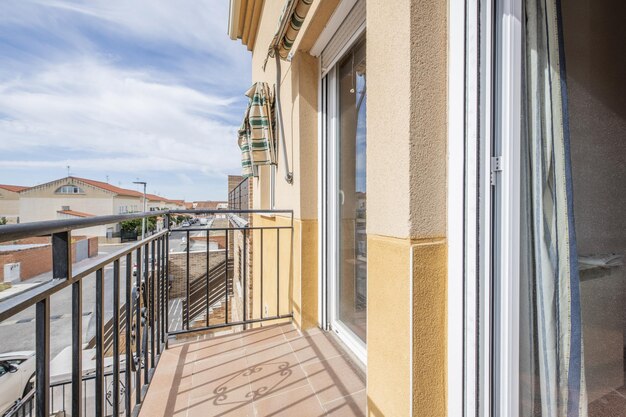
xmin=324 ymin=35 xmax=367 ymax=361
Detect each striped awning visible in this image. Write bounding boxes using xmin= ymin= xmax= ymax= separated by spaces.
xmin=267 ymin=0 xmax=313 ymax=61
xmin=238 ymin=82 xmax=276 ymax=178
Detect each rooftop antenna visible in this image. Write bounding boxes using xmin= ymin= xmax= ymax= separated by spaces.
xmin=106 ymin=175 xmax=109 ymax=183
xmin=67 ymin=165 xmax=71 ymax=177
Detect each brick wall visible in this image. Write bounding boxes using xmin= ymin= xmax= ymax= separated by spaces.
xmin=0 ymin=235 xmax=99 ymax=282
xmin=231 ymin=184 xmax=254 ymax=321
xmin=228 ymin=175 xmax=244 ymax=195
xmin=168 ymin=251 xmax=228 ymax=299
xmin=0 ymin=245 xmax=52 ymax=282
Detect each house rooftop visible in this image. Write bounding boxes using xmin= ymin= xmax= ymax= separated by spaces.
xmin=0 ymin=184 xmax=29 ymax=193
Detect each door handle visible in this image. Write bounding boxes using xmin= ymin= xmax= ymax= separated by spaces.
xmin=339 ymin=190 xmax=345 ymax=205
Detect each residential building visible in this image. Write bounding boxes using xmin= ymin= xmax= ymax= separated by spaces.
xmin=191 ymin=200 xmax=227 ymax=210
xmin=145 ymin=194 xmax=170 ymax=211
xmin=15 ymin=177 xmax=187 ymax=239
xmin=164 ymin=199 xmax=186 ymax=211
xmin=18 ymin=176 xmax=143 ymax=238
xmin=0 ymin=184 xmax=28 ymax=224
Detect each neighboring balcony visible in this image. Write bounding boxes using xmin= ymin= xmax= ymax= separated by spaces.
xmin=0 ymin=209 xmax=366 ymax=417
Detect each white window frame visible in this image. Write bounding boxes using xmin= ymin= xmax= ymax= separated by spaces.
xmin=324 ymin=54 xmax=367 ymax=365
xmin=491 ymin=0 xmax=522 ymax=415
xmin=450 ymin=0 xmax=522 ymax=415
xmin=315 ymin=0 xmax=367 ymax=365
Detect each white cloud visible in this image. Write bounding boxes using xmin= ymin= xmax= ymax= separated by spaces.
xmin=0 ymin=1 xmax=251 ymax=200
xmin=0 ymin=58 xmax=243 ymax=173
xmin=2 ymin=0 xmax=240 ymax=55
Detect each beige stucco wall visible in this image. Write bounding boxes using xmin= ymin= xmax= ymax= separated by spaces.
xmin=113 ymin=196 xmax=142 ymax=214
xmin=0 ymin=189 xmax=21 ymax=223
xmin=248 ymin=0 xmax=319 ymax=221
xmin=367 ymin=0 xmax=447 ymax=240
xmin=19 ymin=178 xmax=115 ymax=223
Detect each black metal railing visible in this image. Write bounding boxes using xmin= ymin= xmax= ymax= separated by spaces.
xmin=228 ymin=177 xmax=249 ymax=211
xmin=0 ymin=208 xmax=292 ymax=417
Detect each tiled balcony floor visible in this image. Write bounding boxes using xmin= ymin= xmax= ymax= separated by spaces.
xmin=139 ymin=323 xmax=366 ymax=417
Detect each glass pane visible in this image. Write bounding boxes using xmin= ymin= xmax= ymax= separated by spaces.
xmin=519 ymin=0 xmax=626 ymax=415
xmin=337 ymin=37 xmax=367 ymax=342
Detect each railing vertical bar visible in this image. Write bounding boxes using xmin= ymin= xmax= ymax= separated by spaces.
xmin=185 ymin=230 xmax=190 ymax=330
xmin=165 ymin=234 xmax=169 ymax=345
xmin=161 ymin=235 xmax=166 ymax=346
xmin=51 ymin=231 xmax=71 ymax=280
xmin=35 ymin=297 xmax=49 ymax=417
xmin=135 ymin=247 xmax=142 ymax=405
xmin=124 ymin=253 xmax=132 ymax=416
xmin=150 ymin=240 xmax=156 ymax=368
xmin=206 ymin=230 xmax=210 ymax=327
xmin=143 ymin=242 xmax=149 ymax=383
xmin=156 ymin=237 xmax=161 ymax=356
xmin=260 ymin=229 xmax=264 ymax=319
xmin=225 ymin=229 xmax=229 ymax=324
xmin=112 ymin=259 xmax=120 ymax=417
xmin=277 ymin=228 xmax=280 ymax=316
xmin=243 ymin=228 xmax=248 ymax=324
xmin=95 ymin=268 xmax=104 ymax=417
xmin=55 ymin=233 xmax=81 ymax=417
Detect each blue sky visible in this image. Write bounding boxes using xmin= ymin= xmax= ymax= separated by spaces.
xmin=0 ymin=0 xmax=251 ymax=201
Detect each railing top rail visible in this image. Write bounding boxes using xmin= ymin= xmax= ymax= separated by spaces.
xmin=0 ymin=210 xmax=168 ymax=244
xmin=0 ymin=229 xmax=168 ymax=323
xmin=169 ymin=209 xmax=292 ymax=215
xmin=0 ymin=209 xmax=293 ymax=243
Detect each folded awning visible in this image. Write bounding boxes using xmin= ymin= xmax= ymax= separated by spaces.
xmin=267 ymin=0 xmax=313 ymax=61
xmin=238 ymin=82 xmax=276 ymax=178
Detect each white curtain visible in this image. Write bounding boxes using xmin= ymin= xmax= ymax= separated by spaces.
xmin=520 ymin=0 xmax=587 ymax=416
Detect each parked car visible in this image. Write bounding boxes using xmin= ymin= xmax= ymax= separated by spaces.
xmin=0 ymin=351 xmax=35 ymax=416
xmin=181 ymin=222 xmax=190 ymax=227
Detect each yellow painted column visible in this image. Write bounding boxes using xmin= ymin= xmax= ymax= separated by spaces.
xmin=366 ymin=0 xmax=448 ymax=415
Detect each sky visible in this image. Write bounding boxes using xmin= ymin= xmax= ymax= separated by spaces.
xmin=0 ymin=0 xmax=251 ymax=201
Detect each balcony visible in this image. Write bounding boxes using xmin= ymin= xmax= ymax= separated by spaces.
xmin=0 ymin=209 xmax=366 ymax=417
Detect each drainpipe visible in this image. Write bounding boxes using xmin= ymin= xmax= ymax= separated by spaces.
xmin=274 ymin=49 xmax=293 ymax=184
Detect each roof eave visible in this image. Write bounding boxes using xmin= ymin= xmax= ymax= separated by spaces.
xmin=228 ymin=0 xmax=262 ymax=52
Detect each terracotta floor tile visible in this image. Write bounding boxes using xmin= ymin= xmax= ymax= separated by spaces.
xmin=139 ymin=391 xmax=189 ymax=417
xmin=240 ymin=325 xmax=287 ymax=354
xmin=187 ymin=392 xmax=255 ymax=417
xmin=302 ymin=355 xmax=365 ymax=405
xmin=253 ymin=385 xmax=326 ymax=417
xmin=278 ymin=323 xmax=304 ymax=341
xmin=323 ymin=390 xmax=366 ymax=417
xmin=245 ymin=337 xmax=293 ymax=364
xmin=189 ymin=356 xmax=251 ymax=401
xmin=246 ymin=350 xmax=309 ymax=400
xmin=290 ymin=331 xmax=345 ymax=366
xmin=191 ymin=332 xmax=245 ymax=360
